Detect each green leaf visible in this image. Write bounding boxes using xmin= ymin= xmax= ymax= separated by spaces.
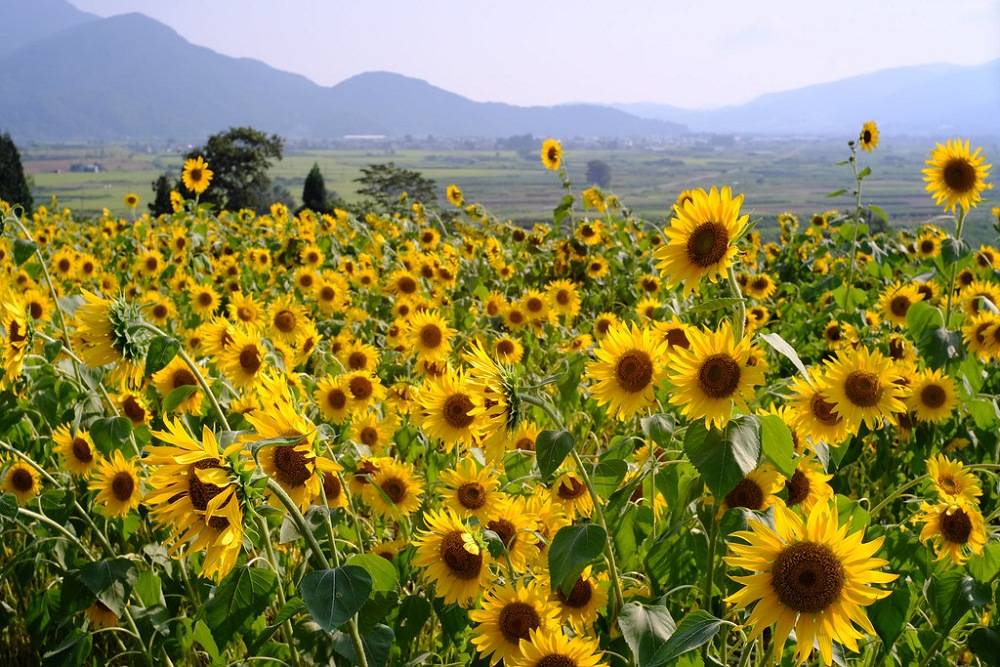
xmin=857 ymin=166 xmax=872 ymax=179
xmin=683 ymin=416 xmax=760 ymax=499
xmin=928 ymin=571 xmax=989 ymax=630
xmin=758 ymin=414 xmax=795 ymax=477
xmin=759 ymin=332 xmax=811 ymax=381
xmin=906 ymin=301 xmax=943 ymax=341
xmin=588 ymin=460 xmax=625 ymax=500
xmin=395 ymin=595 xmax=432 ymax=644
xmin=89 ymin=416 xmax=133 ymax=455
xmin=649 ymin=610 xmax=726 ymax=665
xmin=618 ymin=601 xmax=676 ymax=667
xmin=204 ymin=565 xmax=278 ymax=647
xmin=968 ymin=542 xmax=1000 ymax=583
xmin=968 ymin=398 xmax=999 ymax=429
xmin=870 ymin=585 xmax=910 ymax=649
xmin=162 ymin=384 xmax=198 ymax=413
xmin=248 ymin=598 xmax=307 ymax=654
xmin=191 ymin=619 xmax=220 ymax=661
xmin=333 ymin=623 xmax=394 ymax=667
xmin=826 ymin=188 xmax=848 ymax=198
xmin=346 ymin=554 xmax=398 ymax=593
xmin=640 ymin=414 xmax=673 ymax=447
xmin=548 ymin=523 xmax=606 ymax=596
xmin=553 ymin=195 xmax=574 ymax=226
xmin=301 ymin=565 xmax=373 ymax=632
xmin=687 ymin=297 xmax=744 ymax=315
xmin=134 ymin=570 xmax=163 ymax=607
xmin=869 ymin=204 xmax=889 ymax=224
xmin=536 ymin=430 xmax=575 ymax=482
xmin=42 ymin=339 xmax=63 ymax=363
xmin=79 ymin=558 xmax=137 ymax=616
xmin=13 ymin=238 xmax=37 ymax=266
xmin=969 ymin=627 xmax=1000 ymax=667
xmin=832 ymin=284 xmax=867 ymax=310
xmin=144 ymin=336 xmax=180 ymax=377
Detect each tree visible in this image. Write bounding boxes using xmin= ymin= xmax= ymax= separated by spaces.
xmin=300 ymin=163 xmax=330 ymax=214
xmin=585 ymin=160 xmax=612 ymax=189
xmin=355 ymin=162 xmax=436 ymax=211
xmin=149 ymin=174 xmax=172 ymax=216
xmin=182 ymin=126 xmax=284 ymax=212
xmin=0 ymin=133 xmax=33 ymax=212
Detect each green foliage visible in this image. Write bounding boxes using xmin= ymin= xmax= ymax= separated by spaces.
xmin=148 ymin=174 xmax=172 ymax=216
xmin=0 ymin=132 xmax=32 ymax=212
xmin=354 ymin=162 xmax=436 ymax=211
xmin=585 ymin=159 xmax=612 ymax=188
xmin=184 ymin=126 xmax=284 ymax=212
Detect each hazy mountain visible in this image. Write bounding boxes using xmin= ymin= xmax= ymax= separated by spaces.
xmin=617 ymin=60 xmax=1000 ymax=136
xmin=0 ymin=0 xmax=96 ymax=57
xmin=0 ymin=3 xmax=684 ymax=141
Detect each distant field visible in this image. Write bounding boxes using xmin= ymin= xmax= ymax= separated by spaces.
xmin=23 ymin=139 xmax=989 ymax=232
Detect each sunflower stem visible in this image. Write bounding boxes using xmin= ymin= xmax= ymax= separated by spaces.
xmin=868 ymin=473 xmax=927 ymax=517
xmin=726 ymin=267 xmax=746 ymax=340
xmin=254 ymin=511 xmax=303 ymax=667
xmin=943 ymin=208 xmax=968 ymax=329
xmin=519 ymin=393 xmax=626 ymax=624
xmin=843 ymin=143 xmax=864 ymax=307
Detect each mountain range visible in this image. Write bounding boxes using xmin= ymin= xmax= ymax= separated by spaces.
xmin=0 ymin=0 xmax=996 ymax=142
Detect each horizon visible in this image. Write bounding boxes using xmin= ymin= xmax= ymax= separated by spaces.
xmin=68 ymin=0 xmax=1000 ymax=110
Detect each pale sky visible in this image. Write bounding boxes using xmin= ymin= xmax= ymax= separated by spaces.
xmin=71 ymin=0 xmax=1000 ymax=109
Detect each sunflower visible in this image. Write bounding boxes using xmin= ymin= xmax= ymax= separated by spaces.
xmin=721 ymin=464 xmax=783 ymax=513
xmin=655 ymin=186 xmax=748 ymax=295
xmin=551 ymin=470 xmax=593 ymax=519
xmin=586 ymin=321 xmax=668 ymax=420
xmin=917 ymin=501 xmax=987 ymax=565
xmin=744 ymin=273 xmax=776 ymax=300
xmin=470 ymin=581 xmax=560 ymax=666
xmin=540 ymin=138 xmax=563 ymax=171
xmin=53 ymin=424 xmax=100 ymax=477
xmin=504 ymin=304 xmax=528 ymax=330
xmin=85 ymin=601 xmax=119 ymax=629
xmin=964 ymin=314 xmax=999 ymax=361
xmin=915 ymin=232 xmax=941 ymax=259
xmin=446 ymin=184 xmax=464 ymax=207
xmin=115 ymin=388 xmax=151 ymax=426
xmin=507 ymin=629 xmax=606 ymax=667
xmin=926 ymin=454 xmax=982 ymax=505
xmin=367 ymin=458 xmax=424 ymax=519
xmin=226 ymin=292 xmax=263 ymax=328
xmin=725 ymin=501 xmax=896 ymax=666
xmin=218 ymin=326 xmax=267 ymax=389
xmin=520 ymin=289 xmax=551 ymax=324
xmin=667 ymin=321 xmax=765 ymax=429
xmin=962 ymin=279 xmax=1000 ymax=318
xmin=859 ymin=121 xmax=879 ymax=152
xmin=878 ymin=282 xmax=923 ymax=327
xmin=413 ymin=509 xmax=491 ymax=607
xmin=485 ymin=496 xmax=539 ymax=571
xmin=783 ymin=457 xmax=834 ymax=514
xmin=906 ymin=368 xmax=956 ymax=423
xmin=74 ymin=290 xmax=146 ymax=388
xmin=820 ymin=346 xmax=907 ymax=430
xmin=416 ymin=368 xmax=482 ymax=450
xmin=494 ymin=336 xmax=524 ymax=364
xmin=181 ymin=156 xmax=213 ymax=195
xmin=152 ymin=356 xmax=205 ymax=415
xmin=406 ymin=310 xmax=454 ymax=363
xmin=923 ymin=139 xmax=992 ymax=211
xmin=546 ymin=280 xmax=581 ymax=321
xmin=439 ymin=457 xmax=505 ymax=522
xmin=123 ymin=192 xmax=139 ymax=208
xmin=574 ymin=220 xmax=603 ymax=246
xmin=90 ymin=450 xmax=143 ymax=517
xmin=2 ymin=460 xmax=40 ymax=505
xmin=349 ymin=411 xmax=397 ymax=453
xmin=551 ymin=565 xmax=610 ymax=633
xmin=268 ymin=297 xmax=309 ymax=345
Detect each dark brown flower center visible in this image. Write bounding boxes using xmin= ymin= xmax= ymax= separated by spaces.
xmin=152 ymin=304 xmax=168 ymax=319
xmin=274 ymin=310 xmax=296 ymax=333
xmin=537 ymin=656 xmax=576 ymax=667
xmin=526 ymin=297 xmax=544 ymax=313
xmin=122 ymin=396 xmax=146 ymax=423
xmin=172 ymin=368 xmax=197 ymax=390
xmin=938 ymin=475 xmax=959 ymax=495
xmin=785 ymin=470 xmax=810 ymax=506
xmin=496 ymin=340 xmax=515 ymax=356
xmin=770 ymin=541 xmax=845 ymax=613
xmin=72 ymin=437 xmax=93 ymax=463
xmin=724 ymin=477 xmax=765 ymax=510
xmin=557 ymin=577 xmax=593 ymax=608
xmin=457 ymin=482 xmax=486 ymax=509
xmin=189 ymin=168 xmax=203 ymax=182
xmin=920 ymin=384 xmax=947 ymax=409
xmin=940 ymin=507 xmax=973 ymax=543
xmin=942 ymin=158 xmax=977 ymax=194
xmin=487 ymin=518 xmax=516 ymax=549
xmin=697 ymin=354 xmax=741 ymax=399
xmin=111 ymin=471 xmax=135 ymax=502
xmin=10 ymin=467 xmax=33 ymax=492
xmin=380 ymin=477 xmax=406 ymax=504
xmin=498 ymin=601 xmax=541 ymax=643
xmin=188 ymin=460 xmax=224 ymax=511
xmin=359 ymin=427 xmax=378 ymax=447
xmin=890 ymin=295 xmax=911 ymax=318
xmin=556 ymin=290 xmax=571 ymax=305
xmin=239 ymin=346 xmax=261 ymax=373
xmin=420 ymin=324 xmax=443 ymax=348
xmin=862 ymin=130 xmax=872 ymax=143
xmin=515 ymin=437 xmax=535 ymax=451
xmin=686 ymin=221 xmax=729 ymax=267
xmin=348 ymin=352 xmax=368 ymax=370
xmin=443 ymin=393 xmax=475 ymax=429
xmin=273 ymin=445 xmax=311 ymax=487
xmin=844 ymin=371 xmax=880 ymax=408
xmin=615 ymin=350 xmax=654 ymax=392
xmin=557 ymin=477 xmax=586 ymax=500
xmin=323 ymin=472 xmax=342 ymax=501
xmin=440 ymin=530 xmax=483 ymax=580
xmin=348 ymin=376 xmax=373 ymax=401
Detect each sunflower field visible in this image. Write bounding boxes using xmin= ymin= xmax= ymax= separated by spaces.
xmin=0 ymin=130 xmax=998 ymax=667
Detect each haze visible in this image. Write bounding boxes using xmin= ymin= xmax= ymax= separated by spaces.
xmin=69 ymin=0 xmax=1000 ymax=109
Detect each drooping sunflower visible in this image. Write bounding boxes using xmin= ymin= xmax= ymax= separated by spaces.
xmin=2 ymin=460 xmax=40 ymax=505
xmin=470 ymin=581 xmax=560 ymax=666
xmin=923 ymin=139 xmax=992 ymax=212
xmin=416 ymin=368 xmax=482 ymax=450
xmin=667 ymin=321 xmax=765 ymax=429
xmin=905 ymin=368 xmax=957 ymax=423
xmin=439 ymin=457 xmax=505 ymax=522
xmin=53 ymin=424 xmax=100 ymax=477
xmin=859 ymin=120 xmax=879 ymax=152
xmin=367 ymin=458 xmax=424 ymax=519
xmin=783 ymin=457 xmax=834 ymax=514
xmin=877 ymin=282 xmax=923 ymax=327
xmin=181 ymin=156 xmax=213 ymax=195
xmin=551 ymin=565 xmax=610 ymax=633
xmin=961 ymin=279 xmax=1000 ymax=318
xmin=926 ymin=454 xmax=982 ymax=505
xmin=74 ymin=290 xmax=147 ymax=388
xmin=586 ymin=321 xmax=668 ymax=421
xmin=725 ymin=502 xmax=896 ymax=666
xmin=507 ymin=629 xmax=606 ymax=667
xmin=412 ymin=509 xmax=491 ymax=607
xmin=90 ymin=450 xmax=143 ymax=517
xmin=540 ymin=138 xmax=563 ymax=171
xmin=654 ymin=186 xmax=749 ymax=294
xmin=820 ymin=346 xmax=907 ymax=430
xmin=917 ymin=501 xmax=987 ymax=565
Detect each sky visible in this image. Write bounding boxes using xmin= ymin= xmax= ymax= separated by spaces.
xmin=71 ymin=0 xmax=1000 ymax=109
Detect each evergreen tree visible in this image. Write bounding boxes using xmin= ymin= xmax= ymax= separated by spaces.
xmin=0 ymin=133 xmax=33 ymax=212
xmin=355 ymin=162 xmax=436 ymax=211
xmin=300 ymin=163 xmax=329 ymax=213
xmin=149 ymin=174 xmax=173 ymax=216
xmin=585 ymin=160 xmax=612 ymax=188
